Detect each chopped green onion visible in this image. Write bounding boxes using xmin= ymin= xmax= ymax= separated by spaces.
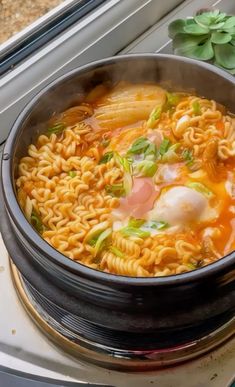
xmin=47 ymin=123 xmax=65 ymax=135
xmin=128 ymin=218 xmax=146 ymax=228
xmin=182 ymin=149 xmax=194 ymax=166
xmin=187 ymin=263 xmax=197 ymax=270
xmin=105 ymin=183 xmax=125 ymax=197
xmin=68 ymin=171 xmax=76 ymax=178
xmin=123 ymin=172 xmax=133 ymax=196
xmin=109 ymin=246 xmax=124 ymax=258
xmin=146 ymin=220 xmax=169 ymax=230
xmin=127 ymin=137 xmax=150 ymax=155
xmin=187 ymin=182 xmax=214 ymax=198
xmin=144 ymin=142 xmax=158 ymax=159
xmin=115 ymin=153 xmax=132 ymax=173
xmin=147 ymin=106 xmax=162 ymax=128
xmin=120 ymin=227 xmax=150 ymax=238
xmin=161 ymin=143 xmax=180 ymax=163
xmin=192 ymin=101 xmax=201 ymax=115
xmin=31 ymin=210 xmax=44 ymax=233
xmin=159 ymin=138 xmax=171 ymax=156
xmin=93 ymin=228 xmax=112 ymax=257
xmin=166 ymin=92 xmax=180 ymax=107
xmin=99 ymin=151 xmax=114 ymax=164
xmin=134 ymin=160 xmax=157 ymax=177
xmin=101 ymin=138 xmax=110 ymax=148
xmin=88 ymin=237 xmax=98 ymax=247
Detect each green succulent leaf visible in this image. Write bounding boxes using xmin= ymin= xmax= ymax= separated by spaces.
xmin=222 ymin=16 xmax=235 ymax=29
xmin=223 ymin=27 xmax=235 ymax=35
xmin=212 ymin=9 xmax=220 ymax=16
xmin=209 ymin=22 xmax=225 ymax=30
xmin=214 ymin=12 xmax=227 ymax=23
xmin=175 ymin=35 xmax=214 ymax=61
xmin=195 ymin=12 xmax=226 ymax=28
xmin=214 ymin=43 xmax=235 ymax=69
xmin=211 ymin=31 xmax=232 ymax=44
xmin=194 ymin=13 xmax=214 ymax=27
xmin=184 ymin=24 xmax=209 ymax=35
xmin=192 ymin=38 xmax=214 ymax=60
xmin=168 ymin=10 xmax=235 ymax=74
xmin=168 ymin=19 xmax=186 ymax=38
xmin=173 ymin=33 xmax=207 ymax=51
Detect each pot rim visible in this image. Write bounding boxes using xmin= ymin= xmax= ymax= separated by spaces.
xmin=2 ymin=53 xmax=235 ymax=286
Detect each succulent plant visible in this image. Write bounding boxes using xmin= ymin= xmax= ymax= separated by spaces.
xmin=168 ymin=10 xmax=235 ymax=74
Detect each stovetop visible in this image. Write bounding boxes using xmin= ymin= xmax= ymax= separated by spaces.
xmin=0 ymin=233 xmax=234 ymax=387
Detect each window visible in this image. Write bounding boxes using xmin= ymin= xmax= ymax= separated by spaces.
xmin=0 ymin=0 xmax=182 ymax=145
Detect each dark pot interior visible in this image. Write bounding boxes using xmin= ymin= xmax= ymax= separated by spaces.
xmin=1 ymin=54 xmax=235 ymax=350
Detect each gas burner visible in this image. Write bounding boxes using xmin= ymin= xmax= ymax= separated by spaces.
xmin=10 ymin=260 xmax=235 ymax=372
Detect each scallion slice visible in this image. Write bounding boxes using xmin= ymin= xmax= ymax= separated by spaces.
xmin=31 ymin=210 xmax=44 ymax=233
xmin=120 ymin=227 xmax=150 ymax=238
xmin=187 ymin=182 xmax=214 ymax=198
xmin=105 ymin=184 xmax=125 ymax=197
xmin=127 ymin=137 xmax=150 ymax=155
xmin=99 ymin=151 xmax=114 ymax=164
xmin=192 ymin=101 xmax=201 ymax=115
xmin=47 ymin=123 xmax=65 ymax=135
xmin=68 ymin=171 xmax=76 ymax=178
xmin=109 ymin=246 xmax=124 ymax=258
xmin=159 ymin=138 xmax=171 ymax=156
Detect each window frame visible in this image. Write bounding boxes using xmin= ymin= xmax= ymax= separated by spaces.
xmin=0 ymin=0 xmax=183 ymax=144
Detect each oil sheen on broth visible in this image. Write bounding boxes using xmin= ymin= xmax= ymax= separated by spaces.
xmin=16 ymin=82 xmax=235 ymax=277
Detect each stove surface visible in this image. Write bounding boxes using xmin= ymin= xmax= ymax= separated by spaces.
xmin=0 ymin=234 xmax=234 ymax=387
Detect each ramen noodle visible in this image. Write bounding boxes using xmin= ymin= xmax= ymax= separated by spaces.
xmin=16 ymin=82 xmax=235 ymax=277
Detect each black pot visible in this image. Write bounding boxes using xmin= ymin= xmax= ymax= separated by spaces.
xmin=1 ymin=55 xmax=235 ymax=356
